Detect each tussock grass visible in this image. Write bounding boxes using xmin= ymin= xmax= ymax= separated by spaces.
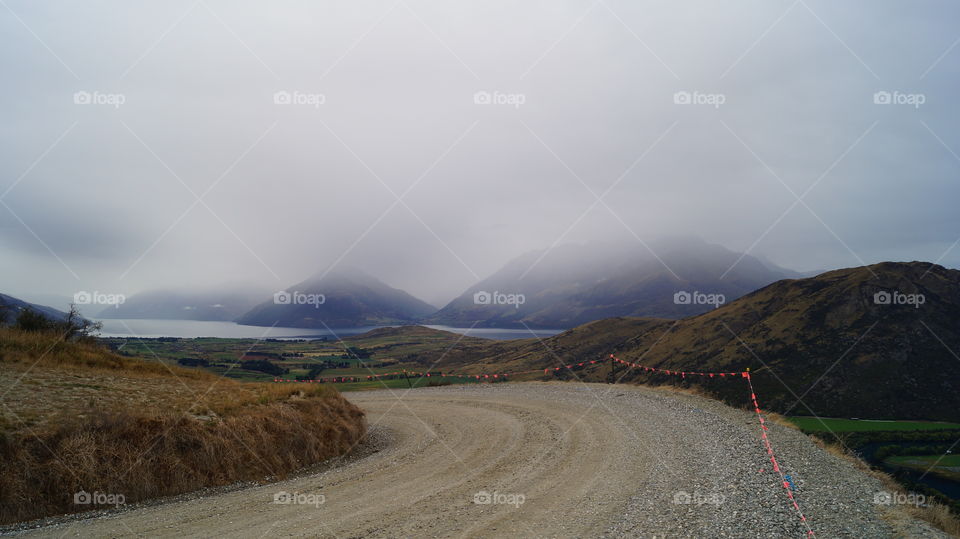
xmin=0 ymin=329 xmax=367 ymax=525
xmin=809 ymin=436 xmax=960 ymax=537
xmin=0 ymin=327 xmax=211 ymax=379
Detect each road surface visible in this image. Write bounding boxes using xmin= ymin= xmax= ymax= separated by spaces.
xmin=13 ymin=383 xmax=945 ymax=538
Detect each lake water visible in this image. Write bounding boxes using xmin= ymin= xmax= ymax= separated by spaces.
xmin=96 ymin=319 xmax=563 ymax=341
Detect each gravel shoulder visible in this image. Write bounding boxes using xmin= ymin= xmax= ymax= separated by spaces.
xmin=8 ymin=382 xmax=948 ymax=538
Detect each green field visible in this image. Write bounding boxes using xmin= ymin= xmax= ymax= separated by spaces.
xmin=788 ymin=417 xmax=960 ymax=432
xmin=99 ymin=328 xmax=500 ymax=387
xmin=885 ymin=454 xmax=960 ymax=482
xmin=888 ymin=454 xmax=960 ymax=467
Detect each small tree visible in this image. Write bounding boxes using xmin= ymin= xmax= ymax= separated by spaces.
xmin=59 ymin=304 xmax=102 ymax=341
xmin=12 ymin=304 xmax=102 ymax=341
xmin=14 ymin=308 xmax=53 ymax=332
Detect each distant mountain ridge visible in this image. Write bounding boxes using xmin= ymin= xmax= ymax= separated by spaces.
xmin=0 ymin=293 xmax=69 ymax=324
xmin=236 ymin=268 xmax=436 ymax=329
xmin=425 ymin=238 xmax=801 ymax=329
xmin=99 ymin=287 xmax=270 ymax=321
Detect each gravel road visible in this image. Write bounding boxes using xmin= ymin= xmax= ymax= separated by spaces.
xmin=10 ymin=382 xmax=947 ymax=538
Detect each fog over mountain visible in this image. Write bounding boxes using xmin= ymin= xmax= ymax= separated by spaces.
xmin=427 ymin=237 xmax=804 ymax=328
xmin=98 ymin=285 xmax=271 ymax=321
xmin=1 ymin=1 xmax=959 ymax=308
xmin=236 ymin=267 xmax=436 ymax=328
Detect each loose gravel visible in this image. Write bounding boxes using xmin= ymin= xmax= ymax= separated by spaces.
xmin=6 ymin=382 xmax=947 ymax=538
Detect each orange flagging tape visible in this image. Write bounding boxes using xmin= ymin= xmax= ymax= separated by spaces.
xmin=745 ymin=371 xmax=816 ymax=537
xmin=608 ymin=356 xmax=815 ymax=536
xmin=609 ymin=354 xmax=742 ymax=377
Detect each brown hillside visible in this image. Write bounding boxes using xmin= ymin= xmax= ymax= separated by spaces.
xmin=397 ymin=262 xmax=960 ymax=421
xmin=0 ymin=328 xmax=366 ymax=524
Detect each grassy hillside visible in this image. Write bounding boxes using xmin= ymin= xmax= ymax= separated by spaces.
xmin=376 ymin=262 xmax=960 ymax=421
xmin=0 ymin=328 xmax=366 ymax=525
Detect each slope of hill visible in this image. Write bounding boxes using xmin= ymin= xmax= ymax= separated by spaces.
xmin=97 ymin=286 xmax=269 ymax=321
xmin=0 ymin=327 xmax=366 ymax=525
xmin=0 ymin=293 xmax=69 ymax=324
xmin=425 ymin=238 xmax=797 ymax=329
xmin=236 ymin=268 xmax=436 ymax=329
xmin=396 ymin=262 xmax=960 ymax=421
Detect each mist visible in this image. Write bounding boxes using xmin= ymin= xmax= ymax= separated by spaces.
xmin=2 ymin=0 xmax=959 ymax=307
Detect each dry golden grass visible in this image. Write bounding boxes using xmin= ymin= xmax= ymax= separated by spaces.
xmin=0 ymin=327 xmax=208 ymax=375
xmin=808 ymin=436 xmax=960 ymax=537
xmin=0 ymin=329 xmax=367 ymax=525
xmin=763 ymin=411 xmax=802 ymax=431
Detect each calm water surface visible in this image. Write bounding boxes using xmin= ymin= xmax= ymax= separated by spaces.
xmin=97 ymin=319 xmax=562 ymax=341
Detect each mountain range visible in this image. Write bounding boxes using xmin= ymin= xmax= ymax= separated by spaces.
xmin=0 ymin=240 xmax=869 ymax=331
xmin=85 ymin=239 xmax=813 ymax=329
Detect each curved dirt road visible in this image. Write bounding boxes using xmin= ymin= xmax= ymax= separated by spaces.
xmin=13 ymin=383 xmax=945 ymax=538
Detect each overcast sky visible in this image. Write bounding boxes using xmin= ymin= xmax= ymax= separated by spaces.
xmin=1 ymin=0 xmax=959 ymax=307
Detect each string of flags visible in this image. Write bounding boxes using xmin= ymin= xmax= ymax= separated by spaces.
xmin=609 ymin=354 xmax=743 ymax=377
xmin=610 ymin=354 xmax=814 ymax=536
xmin=745 ymin=370 xmax=816 ymax=537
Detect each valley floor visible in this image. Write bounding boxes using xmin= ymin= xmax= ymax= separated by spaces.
xmin=10 ymin=383 xmax=947 ymax=538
